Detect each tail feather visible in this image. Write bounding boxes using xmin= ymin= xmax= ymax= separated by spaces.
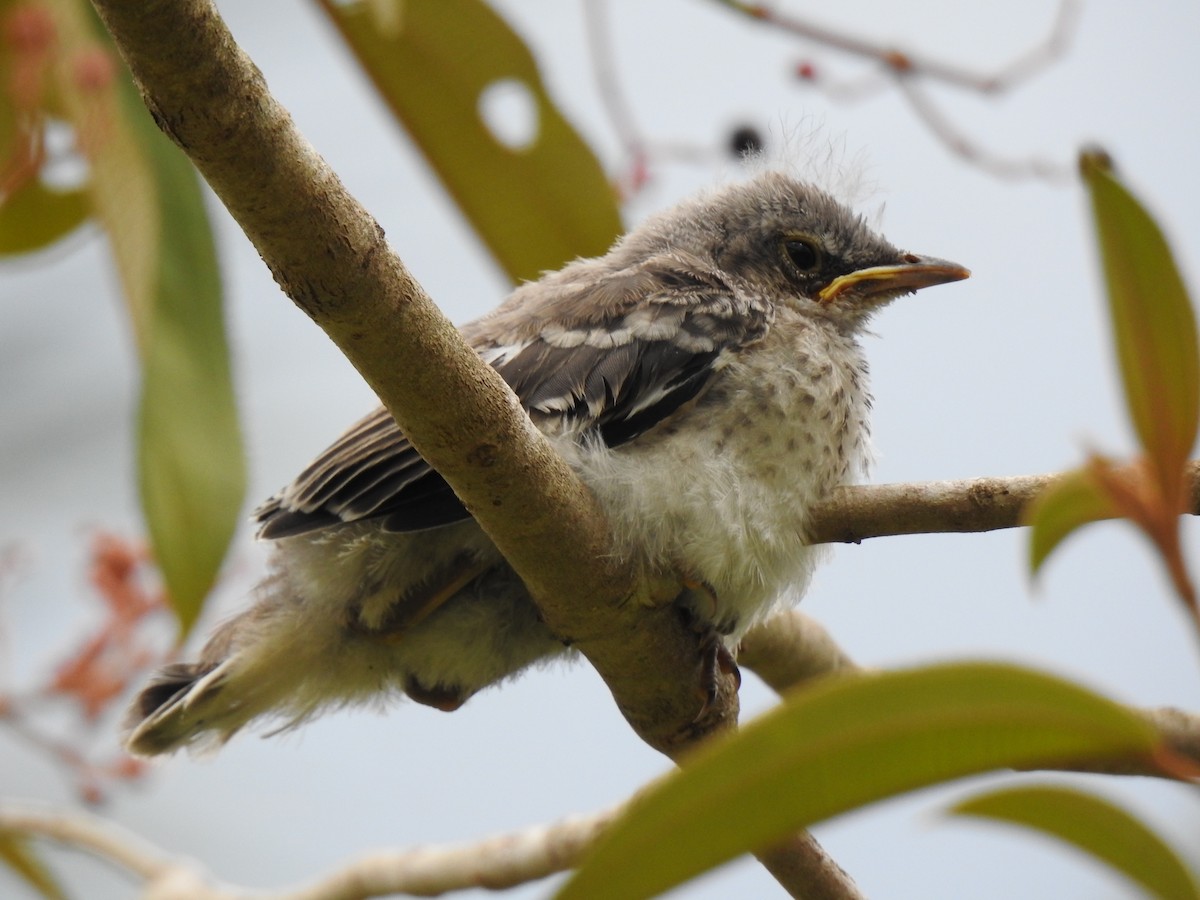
xmin=124 ymin=661 xmax=236 ymax=756
xmin=130 ymin=663 xmax=207 ymax=720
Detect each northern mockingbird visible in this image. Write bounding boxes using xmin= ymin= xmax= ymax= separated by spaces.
xmin=126 ymin=171 xmax=968 ymax=755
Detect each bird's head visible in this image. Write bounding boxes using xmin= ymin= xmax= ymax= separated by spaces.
xmin=646 ymin=172 xmax=970 ymax=331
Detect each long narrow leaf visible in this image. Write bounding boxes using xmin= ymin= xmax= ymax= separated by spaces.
xmin=47 ymin=1 xmax=244 ymax=636
xmin=952 ymin=783 xmax=1199 ymax=900
xmin=321 ymin=0 xmax=622 ymax=284
xmin=119 ymin=78 xmax=245 ymax=636
xmin=1082 ymin=149 xmax=1199 ymax=500
xmin=557 ymin=663 xmax=1160 ymax=900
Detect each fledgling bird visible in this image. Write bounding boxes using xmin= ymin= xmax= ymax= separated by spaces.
xmin=125 ymin=171 xmax=968 ymax=755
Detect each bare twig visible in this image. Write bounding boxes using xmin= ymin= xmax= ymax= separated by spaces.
xmin=714 ymin=0 xmax=1081 ymax=180
xmin=756 ymin=833 xmax=866 ymax=900
xmin=895 ymin=76 xmax=1070 ymax=181
xmin=738 ymin=610 xmax=860 ymax=688
xmin=718 ymin=0 xmax=1080 ymax=92
xmin=0 ymin=803 xmax=175 ymax=884
xmin=0 ymin=697 xmax=146 ymax=805
xmin=0 ymin=803 xmax=620 ymax=900
xmin=585 ymin=0 xmax=1080 ymax=200
xmin=581 ymin=0 xmax=642 ymax=166
xmin=1 ymin=701 xmax=95 ymax=792
xmin=2 ymin=799 xmax=865 ymax=900
xmin=807 ymin=462 xmax=1200 ymax=545
xmin=277 ymin=808 xmax=619 ymax=900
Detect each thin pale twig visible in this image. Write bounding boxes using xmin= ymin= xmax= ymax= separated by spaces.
xmin=718 ymin=0 xmax=1081 ymax=92
xmin=714 ymin=0 xmax=1082 ymax=180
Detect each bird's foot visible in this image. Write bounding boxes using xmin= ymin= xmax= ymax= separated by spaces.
xmin=696 ymin=631 xmax=742 ymax=721
xmin=677 ymin=604 xmax=742 ymax=722
xmin=405 ymin=675 xmax=468 ymax=712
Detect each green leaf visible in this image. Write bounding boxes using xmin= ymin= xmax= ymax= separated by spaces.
xmin=9 ymin=0 xmax=244 ymax=634
xmin=0 ymin=830 xmax=67 ymax=900
xmin=117 ymin=78 xmax=245 ymax=636
xmin=1024 ymin=467 xmax=1120 ymax=575
xmin=1081 ymin=149 xmax=1200 ymax=495
xmin=952 ymin=783 xmax=1200 ymax=900
xmin=0 ymin=178 xmax=89 ymax=255
xmin=321 ymin=0 xmax=623 ymax=284
xmin=557 ymin=663 xmax=1158 ymax=900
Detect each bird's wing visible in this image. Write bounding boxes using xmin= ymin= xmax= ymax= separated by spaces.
xmin=254 ymin=256 xmax=770 ymax=539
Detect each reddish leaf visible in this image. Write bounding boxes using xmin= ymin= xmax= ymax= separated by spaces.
xmin=0 ymin=1 xmax=92 ymax=252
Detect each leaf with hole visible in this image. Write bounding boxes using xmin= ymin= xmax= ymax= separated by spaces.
xmin=320 ymin=0 xmax=623 ymax=284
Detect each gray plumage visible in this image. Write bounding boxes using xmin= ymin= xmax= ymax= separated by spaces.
xmin=126 ymin=171 xmax=968 ymax=755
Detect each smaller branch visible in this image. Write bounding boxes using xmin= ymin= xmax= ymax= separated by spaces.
xmin=971 ymin=0 xmax=1082 ymax=94
xmin=0 ymin=802 xmax=620 ymax=900
xmin=582 ymin=0 xmax=729 ymax=195
xmin=277 ymin=807 xmax=619 ymax=900
xmin=717 ymin=0 xmax=1081 ymax=181
xmin=0 ymin=803 xmax=175 ymax=884
xmin=738 ymin=611 xmax=859 ymax=690
xmin=895 ymin=77 xmax=1070 ymax=181
xmin=806 ymin=463 xmax=1200 ymax=545
xmin=809 ymin=472 xmax=1059 ymax=544
xmin=720 ymin=0 xmax=1080 ymax=93
xmin=755 ymin=833 xmax=865 ymax=900
xmin=582 ymin=0 xmax=640 ymax=162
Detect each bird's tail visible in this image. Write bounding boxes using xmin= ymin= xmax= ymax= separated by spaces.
xmin=122 ymin=593 xmax=319 ymax=756
xmin=123 ymin=659 xmax=241 ymax=756
xmin=121 ymin=573 xmax=412 ymax=755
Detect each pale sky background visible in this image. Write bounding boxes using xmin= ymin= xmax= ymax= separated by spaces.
xmin=3 ymin=2 xmax=1200 ymax=898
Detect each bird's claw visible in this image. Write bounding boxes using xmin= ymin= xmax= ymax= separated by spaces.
xmin=693 ymin=624 xmax=741 ymax=722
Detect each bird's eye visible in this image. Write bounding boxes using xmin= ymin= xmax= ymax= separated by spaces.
xmin=783 ymin=237 xmax=821 ymax=272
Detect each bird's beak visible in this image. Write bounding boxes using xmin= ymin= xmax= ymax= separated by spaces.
xmin=818 ymin=254 xmax=970 ymax=303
